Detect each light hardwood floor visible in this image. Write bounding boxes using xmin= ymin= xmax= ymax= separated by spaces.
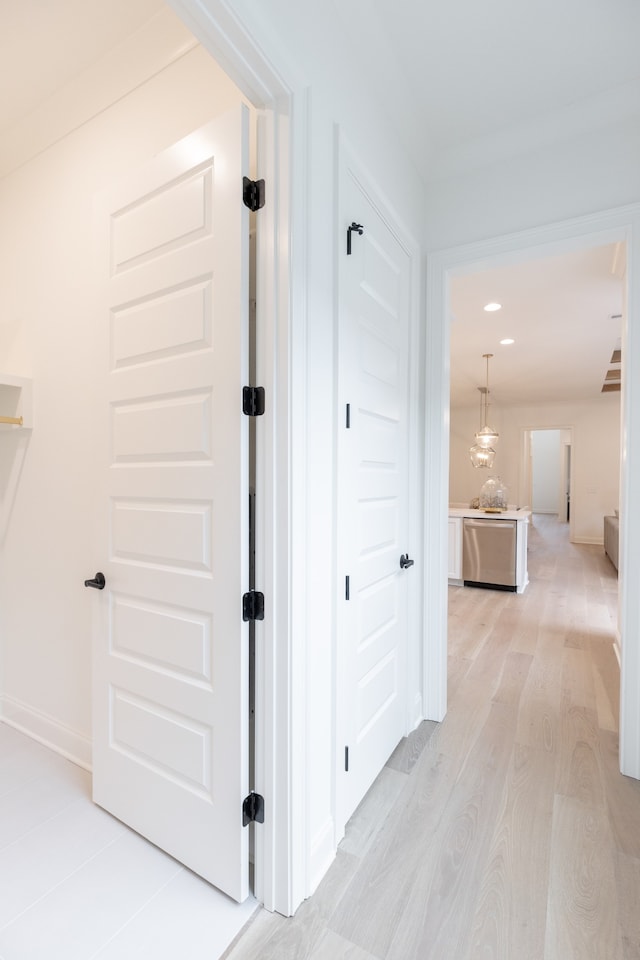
xmin=225 ymin=514 xmax=640 ymax=960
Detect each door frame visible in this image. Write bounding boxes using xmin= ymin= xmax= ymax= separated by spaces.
xmin=166 ymin=0 xmax=305 ymax=915
xmin=521 ymin=426 xmax=574 ymax=529
xmin=425 ymin=201 xmax=640 ymax=780
xmin=334 ymin=132 xmax=423 ymax=839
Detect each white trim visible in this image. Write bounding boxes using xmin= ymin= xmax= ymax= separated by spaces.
xmin=308 ymin=817 xmax=335 ymax=895
xmin=166 ymin=0 xmax=291 ymax=106
xmin=423 ymin=254 xmax=449 ymax=723
xmin=410 ymin=691 xmax=424 ymax=733
xmin=620 ymin=206 xmax=640 ymax=780
xmin=165 ymin=0 xmax=304 ymax=914
xmin=426 ymin=200 xmax=640 ymax=779
xmin=290 ymin=89 xmax=312 ymax=909
xmin=0 ymin=696 xmax=92 ymax=770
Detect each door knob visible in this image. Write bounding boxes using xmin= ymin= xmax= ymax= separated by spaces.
xmin=399 ymin=554 xmax=414 ymax=570
xmin=84 ymin=572 xmax=106 ymax=590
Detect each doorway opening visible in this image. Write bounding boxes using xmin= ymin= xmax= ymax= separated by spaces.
xmin=447 ymin=241 xmax=623 ymax=667
xmin=0 ymin=0 xmax=297 ymax=921
xmin=425 ymin=210 xmax=640 ymax=778
xmin=524 ymin=428 xmax=572 ymax=524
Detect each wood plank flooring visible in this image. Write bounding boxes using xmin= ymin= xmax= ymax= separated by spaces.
xmin=226 ymin=514 xmax=639 ymax=960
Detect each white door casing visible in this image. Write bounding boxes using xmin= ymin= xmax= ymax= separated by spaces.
xmin=336 ymin=151 xmax=413 ymax=832
xmin=92 ymin=108 xmax=251 ymax=902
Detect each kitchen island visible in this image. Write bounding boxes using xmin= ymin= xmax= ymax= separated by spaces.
xmin=448 ymin=505 xmax=531 ymax=593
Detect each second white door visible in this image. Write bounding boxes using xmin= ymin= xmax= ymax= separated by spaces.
xmin=337 ymin=155 xmax=413 ymax=830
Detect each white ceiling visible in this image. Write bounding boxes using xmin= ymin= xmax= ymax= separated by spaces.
xmin=333 ymin=0 xmax=640 ymax=177
xmin=449 ymin=244 xmax=623 ymax=408
xmin=0 ymin=0 xmax=634 ymax=408
xmin=5 ymin=0 xmax=640 ymax=173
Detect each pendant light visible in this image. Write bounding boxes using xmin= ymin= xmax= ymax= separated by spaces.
xmin=469 ymin=353 xmax=498 ymax=468
xmin=469 ymin=442 xmax=495 ymax=469
xmin=475 ymin=354 xmax=499 ymax=447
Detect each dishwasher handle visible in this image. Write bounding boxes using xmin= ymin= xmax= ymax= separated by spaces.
xmin=463 ymin=518 xmax=516 ymax=530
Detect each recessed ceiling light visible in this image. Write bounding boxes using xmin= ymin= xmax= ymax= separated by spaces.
xmin=500 ymin=338 xmax=514 ymax=345
xmin=484 ymin=302 xmax=501 ymax=312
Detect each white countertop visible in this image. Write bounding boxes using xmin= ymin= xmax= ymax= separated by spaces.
xmin=448 ymin=506 xmax=531 ymax=521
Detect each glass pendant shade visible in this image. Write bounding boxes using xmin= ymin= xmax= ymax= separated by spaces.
xmin=469 ymin=443 xmax=496 ymax=469
xmin=475 ymin=423 xmax=499 ymax=448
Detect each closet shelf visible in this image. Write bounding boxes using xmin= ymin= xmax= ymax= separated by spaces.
xmin=0 ymin=374 xmax=33 ymax=430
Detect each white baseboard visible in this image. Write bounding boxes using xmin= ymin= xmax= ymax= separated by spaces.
xmin=307 ymin=817 xmax=336 ymax=898
xmin=0 ymin=695 xmax=92 ymax=770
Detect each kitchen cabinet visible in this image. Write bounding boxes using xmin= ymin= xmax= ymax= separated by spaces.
xmin=448 ymin=517 xmax=462 ymax=581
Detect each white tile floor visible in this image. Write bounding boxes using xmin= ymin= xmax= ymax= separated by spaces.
xmin=0 ymin=723 xmax=258 ymax=960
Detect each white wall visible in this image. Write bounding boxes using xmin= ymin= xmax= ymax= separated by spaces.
xmin=450 ymin=396 xmax=620 ymax=543
xmin=531 ymin=429 xmax=562 ymax=514
xmin=0 ymin=33 xmax=249 ymax=761
xmin=424 ymin=114 xmax=640 ymax=251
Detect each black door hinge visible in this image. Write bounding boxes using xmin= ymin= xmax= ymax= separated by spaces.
xmin=243 ymin=591 xmax=265 ymax=622
xmin=242 ymin=792 xmax=265 ymax=826
xmin=347 ymin=222 xmax=363 ymax=255
xmin=243 ymin=177 xmax=265 ymax=212
xmin=345 ymin=746 xmax=349 ymax=772
xmin=243 ymin=386 xmax=265 ymax=417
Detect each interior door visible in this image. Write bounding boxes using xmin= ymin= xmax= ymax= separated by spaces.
xmin=91 ymin=109 xmax=251 ymax=902
xmin=337 ymin=161 xmax=412 ymax=828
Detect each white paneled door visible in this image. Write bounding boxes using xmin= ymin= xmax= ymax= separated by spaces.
xmin=337 ymin=160 xmax=413 ymax=829
xmin=91 ymin=109 xmax=251 ymax=902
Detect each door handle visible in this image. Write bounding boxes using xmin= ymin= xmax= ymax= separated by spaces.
xmin=399 ymin=554 xmax=414 ymax=570
xmin=84 ymin=572 xmax=106 ymax=590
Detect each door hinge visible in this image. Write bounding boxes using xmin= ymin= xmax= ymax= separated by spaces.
xmin=243 ymin=176 xmax=265 ymax=212
xmin=242 ymin=792 xmax=265 ymax=826
xmin=243 ymin=386 xmax=265 ymax=417
xmin=243 ymin=591 xmax=265 ymax=622
xmin=345 ymin=746 xmax=350 ymax=772
xmin=345 ymin=403 xmax=351 ymax=428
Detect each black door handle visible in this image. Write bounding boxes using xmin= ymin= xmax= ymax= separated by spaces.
xmin=84 ymin=572 xmax=106 ymax=590
xmin=400 ymin=554 xmax=414 ymax=570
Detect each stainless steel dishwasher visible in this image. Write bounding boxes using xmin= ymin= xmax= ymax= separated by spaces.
xmin=462 ymin=517 xmax=517 ymax=590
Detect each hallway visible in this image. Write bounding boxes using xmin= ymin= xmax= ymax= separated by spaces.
xmin=226 ymin=515 xmax=639 ymax=960
xmin=0 ymin=516 xmax=637 ymax=958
